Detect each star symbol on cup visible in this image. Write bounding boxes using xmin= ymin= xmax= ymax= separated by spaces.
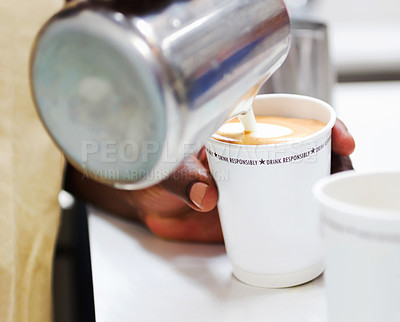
xmin=260 ymin=159 xmax=265 ymax=165
xmin=311 ymin=148 xmax=315 ymax=154
xmin=214 ymin=152 xmax=218 ymax=157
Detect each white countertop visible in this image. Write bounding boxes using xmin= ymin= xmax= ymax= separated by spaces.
xmin=88 ymin=81 xmax=400 ymax=322
xmin=89 ymin=207 xmax=326 ymax=322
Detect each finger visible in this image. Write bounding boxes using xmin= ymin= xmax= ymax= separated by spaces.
xmin=331 ymin=153 xmax=354 ymax=174
xmin=331 ymin=119 xmax=355 ymax=156
xmin=197 ymin=146 xmax=210 ymax=170
xmin=144 ymin=208 xmax=223 ymax=243
xmin=160 ymin=155 xmax=218 ymax=212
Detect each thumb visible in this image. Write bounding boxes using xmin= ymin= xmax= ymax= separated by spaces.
xmin=160 ymin=154 xmax=218 ymax=212
xmin=332 ymin=119 xmax=355 ymax=156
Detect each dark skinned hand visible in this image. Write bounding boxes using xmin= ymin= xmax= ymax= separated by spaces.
xmin=65 ymin=119 xmax=355 ymax=244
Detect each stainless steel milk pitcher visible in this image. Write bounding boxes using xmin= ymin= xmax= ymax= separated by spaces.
xmin=31 ymin=0 xmax=290 ymax=189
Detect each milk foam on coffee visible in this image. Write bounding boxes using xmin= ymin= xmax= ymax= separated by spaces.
xmin=212 ymin=108 xmax=326 ymax=145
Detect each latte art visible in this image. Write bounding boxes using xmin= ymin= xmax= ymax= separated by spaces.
xmin=212 ymin=116 xmax=326 ymax=145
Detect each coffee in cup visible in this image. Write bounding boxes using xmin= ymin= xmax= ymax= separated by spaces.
xmin=212 ymin=116 xmax=326 ymax=145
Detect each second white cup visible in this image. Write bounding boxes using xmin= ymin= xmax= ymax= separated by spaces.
xmin=314 ymin=171 xmax=400 ymax=322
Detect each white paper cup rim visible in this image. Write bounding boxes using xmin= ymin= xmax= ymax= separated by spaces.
xmin=313 ymin=170 xmax=400 ymax=222
xmin=209 ymin=94 xmax=336 ymax=151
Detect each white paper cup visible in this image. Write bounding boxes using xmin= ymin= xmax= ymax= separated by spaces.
xmin=314 ymin=171 xmax=400 ymax=322
xmin=206 ymin=94 xmax=336 ymax=288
